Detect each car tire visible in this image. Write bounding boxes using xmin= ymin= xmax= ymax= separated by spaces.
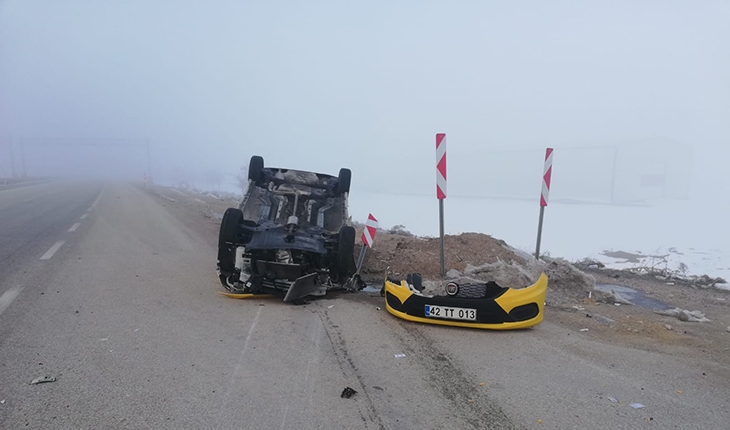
xmin=336 ymin=168 xmax=351 ymax=195
xmin=337 ymin=225 xmax=356 ymax=277
xmin=218 ymin=207 xmax=243 ymax=274
xmin=248 ymin=156 xmax=264 ymax=183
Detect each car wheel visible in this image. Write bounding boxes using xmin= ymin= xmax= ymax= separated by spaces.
xmin=218 ymin=207 xmax=243 ymax=274
xmin=336 ymin=168 xmax=351 ymax=195
xmin=337 ymin=225 xmax=356 ymax=277
xmin=248 ymin=156 xmax=264 ymax=183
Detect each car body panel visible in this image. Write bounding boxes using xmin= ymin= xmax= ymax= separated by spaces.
xmin=384 ymin=273 xmax=548 ymax=330
xmin=217 ymin=157 xmax=355 ymax=301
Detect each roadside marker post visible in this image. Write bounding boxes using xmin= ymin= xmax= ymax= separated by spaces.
xmin=436 ymin=133 xmax=447 ymax=276
xmin=535 ymin=148 xmax=554 ymax=259
xmin=356 ymin=213 xmax=378 ymax=272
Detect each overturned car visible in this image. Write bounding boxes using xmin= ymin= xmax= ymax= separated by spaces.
xmin=217 ymin=156 xmax=356 ymax=302
xmin=383 ymin=272 xmax=548 ymax=330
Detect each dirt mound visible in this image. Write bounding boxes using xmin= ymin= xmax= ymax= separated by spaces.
xmin=359 ymin=231 xmax=595 ymax=304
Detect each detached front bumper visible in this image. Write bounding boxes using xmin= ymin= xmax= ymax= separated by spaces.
xmin=384 ymin=273 xmax=548 ymax=330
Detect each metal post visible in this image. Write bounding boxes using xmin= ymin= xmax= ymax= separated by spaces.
xmin=355 ymin=246 xmax=367 ymax=273
xmin=8 ymin=138 xmax=16 ymax=177
xmin=146 ymin=140 xmax=152 ymax=184
xmin=439 ymin=199 xmax=445 ymax=276
xmin=20 ymin=137 xmax=26 ymax=177
xmin=535 ymin=206 xmax=545 ymax=259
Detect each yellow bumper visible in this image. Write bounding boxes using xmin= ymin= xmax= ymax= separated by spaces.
xmin=384 ymin=273 xmax=548 ymax=330
xmin=219 ymin=292 xmax=275 ymax=300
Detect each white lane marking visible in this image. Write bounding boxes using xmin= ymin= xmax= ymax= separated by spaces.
xmin=220 ymin=306 xmax=263 ymax=409
xmin=68 ymin=223 xmax=81 ymax=232
xmin=90 ymin=187 xmax=104 ymax=210
xmin=40 ymin=241 xmax=65 ymax=260
xmin=0 ymin=286 xmax=24 ymax=316
xmin=80 ymin=213 xmax=88 ymax=220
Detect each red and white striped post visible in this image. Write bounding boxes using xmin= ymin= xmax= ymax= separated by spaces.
xmin=535 ymin=148 xmax=554 ymax=259
xmin=356 ymin=213 xmax=378 ymax=272
xmin=436 ymin=133 xmax=447 ymax=276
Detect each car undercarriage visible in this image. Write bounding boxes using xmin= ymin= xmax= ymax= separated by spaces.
xmin=217 ymin=156 xmax=356 ymax=302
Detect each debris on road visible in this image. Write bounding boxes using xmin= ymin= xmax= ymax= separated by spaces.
xmin=654 ymin=308 xmax=711 ymax=323
xmin=608 ymin=397 xmax=618 ymax=403
xmin=394 ymin=353 xmax=406 ymax=358
xmin=30 ymin=376 xmax=56 ymax=385
xmin=664 ymin=324 xmax=673 ymax=331
xmin=579 ymin=328 xmax=589 ymax=332
xmin=630 ymin=403 xmax=645 ymax=409
xmin=327 ymin=305 xmax=334 ymax=309
xmin=340 ymin=387 xmax=357 ymax=399
xmin=1 ymin=399 xmax=5 ymax=405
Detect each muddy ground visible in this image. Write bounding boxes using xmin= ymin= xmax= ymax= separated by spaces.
xmin=150 ymin=184 xmax=730 ymax=368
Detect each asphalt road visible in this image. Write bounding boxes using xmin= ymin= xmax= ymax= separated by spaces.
xmin=1 ymin=181 xmax=728 ymax=429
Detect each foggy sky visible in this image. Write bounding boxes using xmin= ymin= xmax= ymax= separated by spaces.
xmin=1 ymin=1 xmax=728 ymax=198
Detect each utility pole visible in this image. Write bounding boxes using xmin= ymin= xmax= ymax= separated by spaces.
xmin=20 ymin=137 xmax=27 ymax=177
xmin=146 ymin=139 xmax=152 ymax=184
xmin=10 ymin=137 xmax=16 ymax=177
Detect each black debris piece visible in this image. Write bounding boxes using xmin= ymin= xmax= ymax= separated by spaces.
xmin=341 ymin=387 xmax=358 ymax=399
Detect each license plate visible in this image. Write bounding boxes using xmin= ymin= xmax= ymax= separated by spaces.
xmin=424 ymin=305 xmax=477 ymax=321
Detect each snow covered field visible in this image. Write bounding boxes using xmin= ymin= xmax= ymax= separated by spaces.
xmin=350 ymin=192 xmax=730 ymax=281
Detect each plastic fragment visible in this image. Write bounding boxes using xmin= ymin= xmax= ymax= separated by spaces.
xmin=30 ymin=376 xmax=56 ymax=385
xmin=630 ymin=403 xmax=645 ymax=409
xmin=394 ymin=353 xmax=406 ymax=358
xmin=340 ymin=387 xmax=357 ymax=399
xmin=327 ymin=305 xmax=334 ymax=309
xmin=608 ymin=397 xmax=618 ymax=403
xmin=579 ymin=328 xmax=589 ymax=332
